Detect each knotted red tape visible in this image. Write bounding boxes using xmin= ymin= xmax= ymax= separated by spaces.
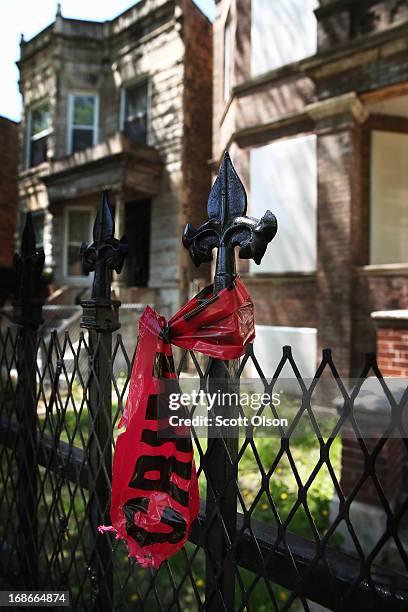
xmin=109 ymin=277 xmax=255 ymax=567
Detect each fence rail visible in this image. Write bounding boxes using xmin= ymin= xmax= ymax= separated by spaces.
xmin=0 ymin=158 xmax=407 ymax=611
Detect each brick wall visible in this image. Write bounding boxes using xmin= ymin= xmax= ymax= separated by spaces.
xmin=316 ymin=0 xmax=408 ymax=52
xmin=340 ymin=311 xmax=408 ymax=508
xmin=340 ymin=437 xmax=405 ymax=507
xmin=377 ymin=328 xmax=408 ymax=376
xmin=0 ymin=117 xmax=18 ymax=268
xmin=180 ymin=0 xmax=213 ymax=301
xmin=352 ymin=275 xmax=408 ymax=372
xmin=350 ymin=113 xmax=408 ymax=372
xmin=316 ymin=126 xmax=354 ymax=375
xmin=373 ymin=312 xmax=408 ymax=376
xmin=242 ymin=276 xmax=317 ymax=328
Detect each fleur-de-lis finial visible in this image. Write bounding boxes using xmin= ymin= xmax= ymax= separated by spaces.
xmin=183 ymin=152 xmax=277 ymax=291
xmin=80 ymin=190 xmax=128 ymax=301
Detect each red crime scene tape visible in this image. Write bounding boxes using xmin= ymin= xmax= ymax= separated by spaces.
xmin=107 ymin=277 xmax=255 ymax=568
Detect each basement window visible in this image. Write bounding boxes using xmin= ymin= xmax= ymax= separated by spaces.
xmin=67 ymin=94 xmax=99 ymax=154
xmin=120 ymin=80 xmax=149 ymax=144
xmin=370 ymin=130 xmax=408 ymax=264
xmin=27 ymin=101 xmax=50 ymax=167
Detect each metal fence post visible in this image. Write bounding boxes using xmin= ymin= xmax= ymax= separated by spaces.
xmin=13 ymin=213 xmax=45 ymax=588
xmin=183 ymin=153 xmax=277 ymax=610
xmin=80 ymin=191 xmax=128 ymax=611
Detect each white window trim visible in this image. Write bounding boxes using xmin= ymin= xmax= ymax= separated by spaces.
xmin=119 ymin=75 xmax=151 ymax=145
xmin=66 ymin=92 xmax=99 ymax=155
xmin=63 ymin=206 xmax=94 ymax=282
xmin=25 ymin=99 xmax=50 ymax=169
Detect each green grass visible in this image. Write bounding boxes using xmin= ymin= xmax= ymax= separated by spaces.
xmin=4 ymin=389 xmax=343 ymax=610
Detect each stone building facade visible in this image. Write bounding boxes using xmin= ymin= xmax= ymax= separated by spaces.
xmin=213 ymin=0 xmax=408 ymax=378
xmin=213 ymin=0 xmax=408 ymax=559
xmin=17 ymin=0 xmax=212 ymax=315
xmin=0 ymin=117 xmax=19 ymax=269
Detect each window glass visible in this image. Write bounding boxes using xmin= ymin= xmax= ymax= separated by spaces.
xmin=123 ymin=81 xmax=148 ymax=144
xmin=31 ymin=105 xmax=50 ymax=136
xmin=28 ymin=102 xmax=50 ymax=167
xmin=251 ymin=0 xmax=318 ymax=76
xmin=66 ymin=209 xmax=92 ymax=276
xmin=69 ymin=95 xmax=98 ymax=153
xmin=32 ymin=212 xmax=45 ymax=249
xmin=72 ymin=130 xmax=94 ymax=152
xmin=250 ymin=135 xmax=317 ymax=273
xmin=370 ymin=131 xmax=408 ymax=264
xmin=73 ymin=96 xmax=96 ymax=126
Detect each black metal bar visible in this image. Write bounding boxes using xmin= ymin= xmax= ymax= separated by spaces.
xmin=183 ymin=152 xmax=277 ymax=610
xmin=0 ymin=417 xmax=89 ymax=488
xmin=80 ymin=191 xmax=127 ymax=612
xmin=12 ymin=213 xmax=45 ymax=589
xmin=189 ymin=504 xmax=408 ymax=611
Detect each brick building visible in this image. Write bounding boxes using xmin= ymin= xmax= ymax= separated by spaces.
xmin=17 ymin=0 xmax=212 ymax=315
xmin=0 ymin=117 xmax=19 ymax=269
xmin=213 ymin=0 xmax=408 ymax=378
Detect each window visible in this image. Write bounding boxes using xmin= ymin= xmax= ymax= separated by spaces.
xmin=120 ymin=81 xmax=149 ymax=144
xmin=27 ymin=102 xmax=50 ymax=167
xmin=251 ymin=0 xmax=318 ymax=77
xmin=249 ymin=325 xmax=317 ymax=379
xmin=250 ymin=135 xmax=317 ymax=273
xmin=65 ymin=209 xmax=93 ymax=277
xmin=370 ymin=131 xmax=408 ymax=264
xmin=224 ymin=15 xmax=232 ymax=101
xmin=67 ymin=94 xmax=98 ymax=154
xmin=32 ymin=211 xmax=45 ymax=249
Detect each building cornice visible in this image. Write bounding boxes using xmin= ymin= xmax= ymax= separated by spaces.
xmin=223 ymin=21 xmax=408 ymax=109
xmin=305 ymin=92 xmax=368 ymax=123
xmin=303 ymin=21 xmax=408 ymax=76
xmin=19 ymin=0 xmax=178 ymax=64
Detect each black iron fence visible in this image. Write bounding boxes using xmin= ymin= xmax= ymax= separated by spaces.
xmin=0 ymin=155 xmax=407 ymax=611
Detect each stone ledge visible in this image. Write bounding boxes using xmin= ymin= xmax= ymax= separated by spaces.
xmin=306 ymin=92 xmax=368 ymax=123
xmin=371 ymin=310 xmax=408 ymax=327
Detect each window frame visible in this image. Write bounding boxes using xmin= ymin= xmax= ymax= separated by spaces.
xmin=119 ymin=75 xmax=151 ymax=145
xmin=67 ymin=92 xmax=99 ymax=155
xmin=369 ymin=128 xmax=408 ymax=266
xmin=63 ymin=206 xmax=94 ymax=282
xmin=26 ymin=99 xmax=50 ymax=169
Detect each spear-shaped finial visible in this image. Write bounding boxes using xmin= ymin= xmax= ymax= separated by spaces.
xmin=80 ymin=190 xmax=128 ymax=302
xmin=183 ymin=152 xmax=277 ymax=291
xmin=13 ymin=213 xmax=45 ymax=328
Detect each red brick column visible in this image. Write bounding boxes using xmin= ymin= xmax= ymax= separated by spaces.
xmin=374 ymin=313 xmax=408 ymax=377
xmin=306 ymin=93 xmax=368 ymax=377
xmin=0 ymin=117 xmax=18 ymax=268
xmin=340 ymin=311 xmax=408 ymax=508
